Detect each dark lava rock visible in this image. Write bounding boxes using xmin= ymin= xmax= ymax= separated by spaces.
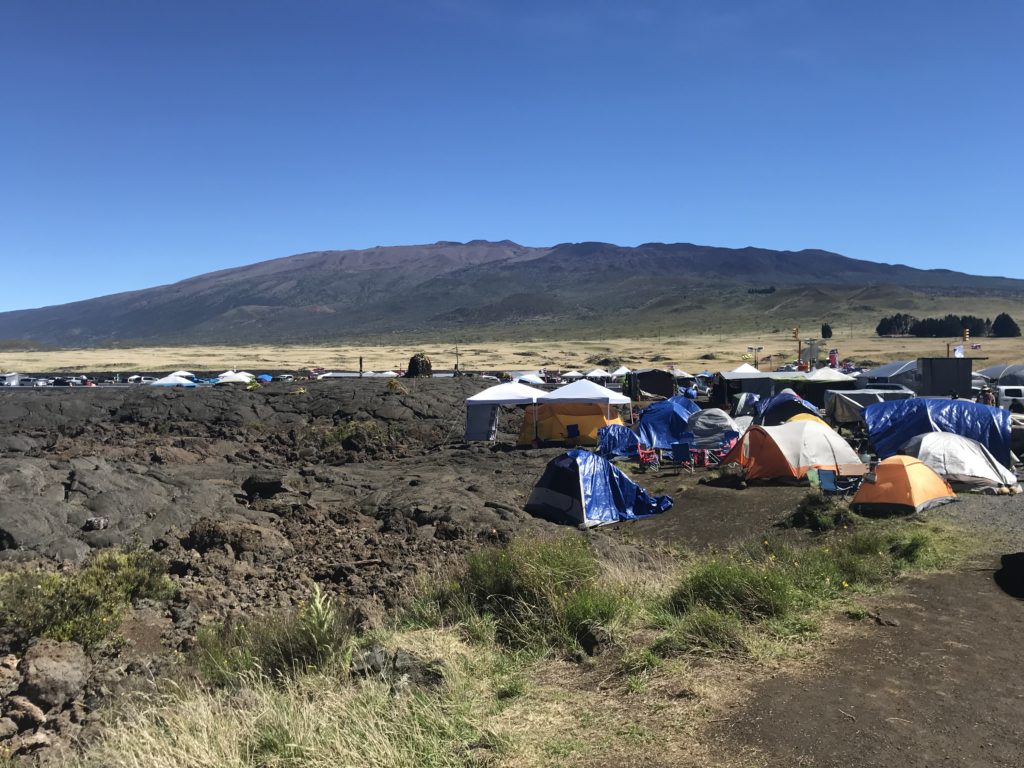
xmin=18 ymin=640 xmax=90 ymax=712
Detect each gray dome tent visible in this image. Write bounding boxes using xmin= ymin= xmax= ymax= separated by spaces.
xmin=978 ymin=364 xmax=1024 ymax=387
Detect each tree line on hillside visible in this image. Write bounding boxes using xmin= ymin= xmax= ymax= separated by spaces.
xmin=875 ymin=312 xmax=1021 ymax=337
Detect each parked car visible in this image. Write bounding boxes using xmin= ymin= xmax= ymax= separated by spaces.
xmin=996 ymin=385 xmax=1024 ymax=410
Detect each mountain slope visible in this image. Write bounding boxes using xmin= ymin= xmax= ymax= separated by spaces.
xmin=1 ymin=241 xmax=1022 ymax=346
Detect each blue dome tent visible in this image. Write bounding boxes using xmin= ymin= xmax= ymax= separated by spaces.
xmin=525 ymin=450 xmax=673 ymax=527
xmin=636 ymin=397 xmax=701 ymax=450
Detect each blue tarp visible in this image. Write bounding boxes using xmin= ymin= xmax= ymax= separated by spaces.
xmin=597 ymin=425 xmax=642 ymax=459
xmin=755 ymin=389 xmax=818 ymax=426
xmin=525 ymin=449 xmax=673 ymax=527
xmin=637 ymin=398 xmax=700 ymax=449
xmin=864 ymin=398 xmax=1013 ymax=467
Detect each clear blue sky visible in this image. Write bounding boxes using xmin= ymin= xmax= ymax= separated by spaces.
xmin=2 ymin=1 xmax=1022 ymax=311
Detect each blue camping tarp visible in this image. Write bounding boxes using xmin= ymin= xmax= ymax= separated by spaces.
xmin=525 ymin=449 xmax=673 ymax=527
xmin=864 ymin=398 xmax=1013 ymax=467
xmin=755 ymin=389 xmax=818 ymax=426
xmin=637 ymin=397 xmax=701 ymax=449
xmin=597 ymin=424 xmax=642 ymax=459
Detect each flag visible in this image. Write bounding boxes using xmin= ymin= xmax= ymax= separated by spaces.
xmin=953 ymin=345 xmax=964 ymax=358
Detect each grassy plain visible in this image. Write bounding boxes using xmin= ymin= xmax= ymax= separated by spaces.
xmin=1 ymin=331 xmax=1022 ymax=375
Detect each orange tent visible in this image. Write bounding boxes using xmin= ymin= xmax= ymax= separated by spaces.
xmin=720 ymin=421 xmax=862 ymax=480
xmin=851 ymin=455 xmax=956 ymax=515
xmin=786 ymin=412 xmax=830 ymax=428
xmin=517 ymin=403 xmax=624 ymax=446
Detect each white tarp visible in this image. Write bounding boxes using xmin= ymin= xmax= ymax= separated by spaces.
xmin=466 ymin=382 xmax=546 ymax=405
xmin=900 ymin=432 xmax=1020 ymax=491
xmin=807 ymin=367 xmax=855 ymax=382
xmin=541 ymin=379 xmax=630 ymax=405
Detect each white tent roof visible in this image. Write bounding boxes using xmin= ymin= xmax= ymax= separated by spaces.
xmin=150 ymin=375 xmax=196 ymax=387
xmin=730 ymin=363 xmax=760 ymax=374
xmin=900 ymin=433 xmax=1020 ymax=490
xmin=610 ymin=366 xmax=631 ymax=377
xmin=516 ymin=374 xmax=545 ymax=385
xmin=170 ymin=370 xmax=196 ymax=379
xmin=807 ymin=367 xmax=855 ymax=382
xmin=215 ymin=372 xmax=255 ymax=385
xmin=466 ymin=382 xmax=547 ymax=405
xmin=671 ymin=369 xmax=694 ymax=378
xmin=586 ymin=368 xmax=612 ymax=379
xmin=540 ymin=379 xmax=630 ymax=405
xmin=562 ymin=370 xmax=584 ymax=379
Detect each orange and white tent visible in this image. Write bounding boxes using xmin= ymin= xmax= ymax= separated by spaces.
xmin=851 ymin=455 xmax=956 ymax=514
xmin=720 ymin=420 xmax=861 ymax=480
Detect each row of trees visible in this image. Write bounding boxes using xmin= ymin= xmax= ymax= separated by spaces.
xmin=875 ymin=312 xmax=1021 ymax=338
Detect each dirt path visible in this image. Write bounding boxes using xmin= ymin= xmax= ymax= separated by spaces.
xmin=718 ymin=554 xmax=1024 ymax=767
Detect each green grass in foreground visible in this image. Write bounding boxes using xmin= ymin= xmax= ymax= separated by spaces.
xmin=69 ymin=514 xmax=972 ymax=768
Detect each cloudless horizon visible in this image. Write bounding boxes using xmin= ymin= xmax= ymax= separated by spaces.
xmin=2 ymin=0 xmax=1022 ymax=312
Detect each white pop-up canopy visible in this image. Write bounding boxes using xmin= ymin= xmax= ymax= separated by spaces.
xmin=466 ymin=382 xmax=547 ymax=405
xmin=586 ymin=368 xmax=612 ymax=379
xmin=516 ymin=373 xmax=545 ymax=385
xmin=610 ymin=366 xmax=631 ymax=377
xmin=807 ymin=367 xmax=855 ymax=382
xmin=562 ymin=370 xmax=584 ymax=379
xmin=170 ymin=370 xmax=196 ymax=379
xmin=541 ymin=379 xmax=630 ymax=405
xmin=215 ymin=371 xmax=255 ymax=385
xmin=150 ymin=375 xmax=196 ymax=388
xmin=729 ymin=363 xmax=760 ymax=374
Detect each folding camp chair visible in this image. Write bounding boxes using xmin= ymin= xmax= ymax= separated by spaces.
xmin=637 ymin=446 xmax=660 ymax=472
xmin=815 ymin=469 xmax=863 ymax=497
xmin=668 ymin=440 xmax=694 ymax=473
xmin=706 ymin=429 xmax=741 ymax=467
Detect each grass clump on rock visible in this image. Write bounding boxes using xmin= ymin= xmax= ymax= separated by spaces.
xmin=431 ymin=536 xmax=627 ymax=654
xmin=194 ymin=585 xmax=354 ymax=685
xmin=0 ymin=547 xmax=175 ymax=651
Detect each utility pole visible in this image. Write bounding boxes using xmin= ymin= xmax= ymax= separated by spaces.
xmin=454 ymin=343 xmax=461 ymax=373
xmin=747 ymin=345 xmax=764 ymax=371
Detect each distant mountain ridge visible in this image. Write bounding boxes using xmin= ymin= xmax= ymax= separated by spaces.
xmin=1 ymin=240 xmax=1022 ymax=346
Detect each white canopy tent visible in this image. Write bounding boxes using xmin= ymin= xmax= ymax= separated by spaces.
xmin=466 ymin=382 xmax=547 ymax=405
xmin=586 ymin=368 xmax=612 ymax=380
xmin=610 ymin=366 xmax=631 ymax=377
xmin=170 ymin=370 xmax=196 ymax=380
xmin=465 ymin=382 xmax=547 ymax=441
xmin=541 ymin=379 xmax=630 ymax=405
xmin=562 ymin=370 xmax=584 ymax=379
xmin=729 ymin=363 xmax=761 ymax=374
xmin=807 ymin=367 xmax=855 ymax=382
xmin=215 ymin=371 xmax=256 ymax=385
xmin=150 ymin=375 xmax=196 ymax=388
xmin=516 ymin=373 xmax=545 ymax=385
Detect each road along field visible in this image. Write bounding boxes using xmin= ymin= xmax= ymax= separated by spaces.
xmin=2 ymin=331 xmax=1023 ymax=375
xmin=0 ymin=378 xmax=1021 ymax=766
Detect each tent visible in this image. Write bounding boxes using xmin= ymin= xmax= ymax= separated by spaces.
xmin=215 ymin=372 xmax=256 ymax=385
xmin=806 ymin=367 xmax=855 ymax=382
xmin=978 ymin=364 xmax=1024 ymax=386
xmin=586 ymin=368 xmax=612 ymax=380
xmin=562 ymin=370 xmax=584 ymax=379
xmin=851 ymin=456 xmax=956 ymax=514
xmin=687 ymin=408 xmax=742 ymax=449
xmin=150 ymin=375 xmax=197 ymax=388
xmin=516 ymin=374 xmax=545 ymax=385
xmin=864 ymin=398 xmax=1013 ymax=467
xmin=786 ymin=412 xmax=830 ymax=428
xmin=597 ymin=424 xmax=641 ymax=459
xmin=170 ymin=370 xmax=196 ymax=380
xmin=623 ymin=369 xmax=676 ymax=400
xmin=464 ymin=382 xmax=547 ymax=442
xmin=610 ymin=366 xmax=632 ymax=377
xmin=755 ymin=389 xmax=819 ymax=426
xmin=720 ymin=421 xmax=862 ymax=481
xmin=824 ymin=389 xmax=914 ymax=427
xmin=730 ymin=363 xmax=761 ymax=374
xmin=256 ymin=374 xmax=273 ymax=383
xmin=517 ymin=403 xmax=624 ymax=446
xmin=525 ymin=449 xmax=672 ymax=527
xmin=858 ymin=360 xmax=917 ymax=390
xmin=899 ymin=433 xmax=1021 ymax=492
xmin=637 ymin=398 xmax=699 ymax=450
xmin=541 ymin=379 xmax=630 ymax=405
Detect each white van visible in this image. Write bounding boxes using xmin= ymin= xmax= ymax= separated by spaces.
xmin=997 ymin=385 xmax=1024 ymax=410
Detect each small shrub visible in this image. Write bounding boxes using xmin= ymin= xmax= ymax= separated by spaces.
xmin=0 ymin=548 xmax=176 ymax=651
xmin=669 ymin=559 xmax=795 ymax=621
xmin=784 ymin=494 xmax=853 ymax=532
xmin=194 ymin=585 xmax=354 ymax=685
xmin=653 ymin=607 xmax=746 ymax=656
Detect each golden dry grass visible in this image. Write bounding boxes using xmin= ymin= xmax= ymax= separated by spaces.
xmin=2 ymin=331 xmax=1022 ymax=375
